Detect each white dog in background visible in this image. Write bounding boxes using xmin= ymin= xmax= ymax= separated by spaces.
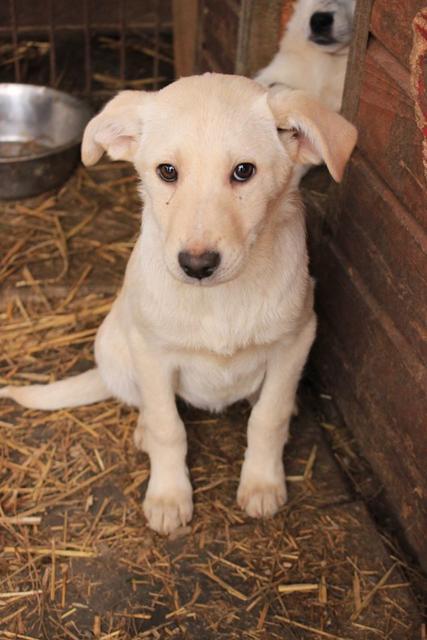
xmin=255 ymin=0 xmax=356 ymax=112
xmin=1 ymin=75 xmax=356 ymax=535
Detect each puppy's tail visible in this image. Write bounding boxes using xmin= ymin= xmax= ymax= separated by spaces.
xmin=0 ymin=368 xmax=111 ymax=410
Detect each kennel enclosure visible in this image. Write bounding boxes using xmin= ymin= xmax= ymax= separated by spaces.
xmin=0 ymin=1 xmax=425 ymax=637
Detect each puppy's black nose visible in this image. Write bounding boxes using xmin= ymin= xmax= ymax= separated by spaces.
xmin=178 ymin=251 xmax=221 ymax=280
xmin=310 ymin=11 xmax=334 ymax=35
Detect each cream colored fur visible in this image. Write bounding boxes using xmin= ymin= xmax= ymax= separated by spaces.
xmin=0 ymin=74 xmax=357 ymax=534
xmin=255 ymin=0 xmax=355 ymax=111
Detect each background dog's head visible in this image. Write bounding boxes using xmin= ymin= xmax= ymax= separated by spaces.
xmin=82 ymin=74 xmax=356 ymax=286
xmin=286 ymin=0 xmax=355 ymax=53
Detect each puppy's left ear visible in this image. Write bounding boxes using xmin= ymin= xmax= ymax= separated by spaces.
xmin=268 ymin=89 xmax=357 ymax=182
xmin=81 ymin=90 xmax=149 ymax=166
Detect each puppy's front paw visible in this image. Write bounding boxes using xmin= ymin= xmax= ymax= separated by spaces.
xmin=237 ymin=474 xmax=287 ymax=518
xmin=143 ymin=483 xmax=193 ymax=535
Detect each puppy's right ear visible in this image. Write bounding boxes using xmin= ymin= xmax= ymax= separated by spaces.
xmin=268 ymin=89 xmax=357 ymax=182
xmin=81 ymin=91 xmax=148 ymax=166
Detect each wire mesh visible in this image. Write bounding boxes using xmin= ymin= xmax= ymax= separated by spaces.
xmin=0 ymin=0 xmax=174 ymax=102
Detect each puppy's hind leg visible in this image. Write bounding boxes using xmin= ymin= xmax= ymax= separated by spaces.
xmin=93 ymin=303 xmax=141 ymax=407
xmin=133 ymin=413 xmax=146 ymax=451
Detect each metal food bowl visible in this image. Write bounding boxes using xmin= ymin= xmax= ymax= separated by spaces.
xmin=0 ymin=84 xmax=92 ymax=200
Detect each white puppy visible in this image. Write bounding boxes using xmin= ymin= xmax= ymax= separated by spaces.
xmin=1 ymin=74 xmax=356 ymax=535
xmin=255 ymin=0 xmax=356 ymax=112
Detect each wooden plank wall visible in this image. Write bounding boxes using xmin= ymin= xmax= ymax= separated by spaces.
xmin=172 ymin=0 xmax=199 ymax=77
xmin=314 ymin=0 xmax=427 ymax=569
xmin=196 ymin=0 xmax=287 ymax=76
xmin=197 ymin=0 xmax=242 ymax=73
xmin=0 ymin=1 xmax=171 ymax=29
xmin=235 ymin=0 xmax=286 ymax=75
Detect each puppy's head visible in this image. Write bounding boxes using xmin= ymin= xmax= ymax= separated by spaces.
xmin=82 ymin=74 xmax=356 ymax=286
xmin=287 ymin=0 xmax=355 ymax=53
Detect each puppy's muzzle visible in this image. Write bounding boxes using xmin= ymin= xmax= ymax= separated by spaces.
xmin=178 ymin=251 xmax=221 ymax=280
xmin=309 ymin=11 xmax=336 ymax=45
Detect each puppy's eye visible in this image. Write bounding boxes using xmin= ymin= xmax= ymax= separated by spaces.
xmin=157 ymin=164 xmax=178 ymax=182
xmin=277 ymin=127 xmax=299 ymax=139
xmin=231 ymin=163 xmax=256 ymax=182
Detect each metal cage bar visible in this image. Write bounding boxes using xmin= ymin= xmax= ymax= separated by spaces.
xmin=83 ymin=0 xmax=92 ymax=94
xmin=152 ymin=0 xmax=161 ymax=89
xmin=48 ymin=0 xmax=56 ymax=86
xmin=9 ymin=0 xmax=21 ymax=82
xmin=119 ymin=0 xmax=127 ymax=88
xmin=0 ymin=21 xmax=171 ymax=33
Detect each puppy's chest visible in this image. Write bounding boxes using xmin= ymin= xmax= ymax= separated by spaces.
xmin=177 ymin=345 xmax=267 ymax=411
xmin=146 ymin=286 xmax=295 ymax=355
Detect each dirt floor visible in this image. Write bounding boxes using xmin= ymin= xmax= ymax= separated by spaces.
xmin=0 ymin=164 xmax=424 ymax=639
